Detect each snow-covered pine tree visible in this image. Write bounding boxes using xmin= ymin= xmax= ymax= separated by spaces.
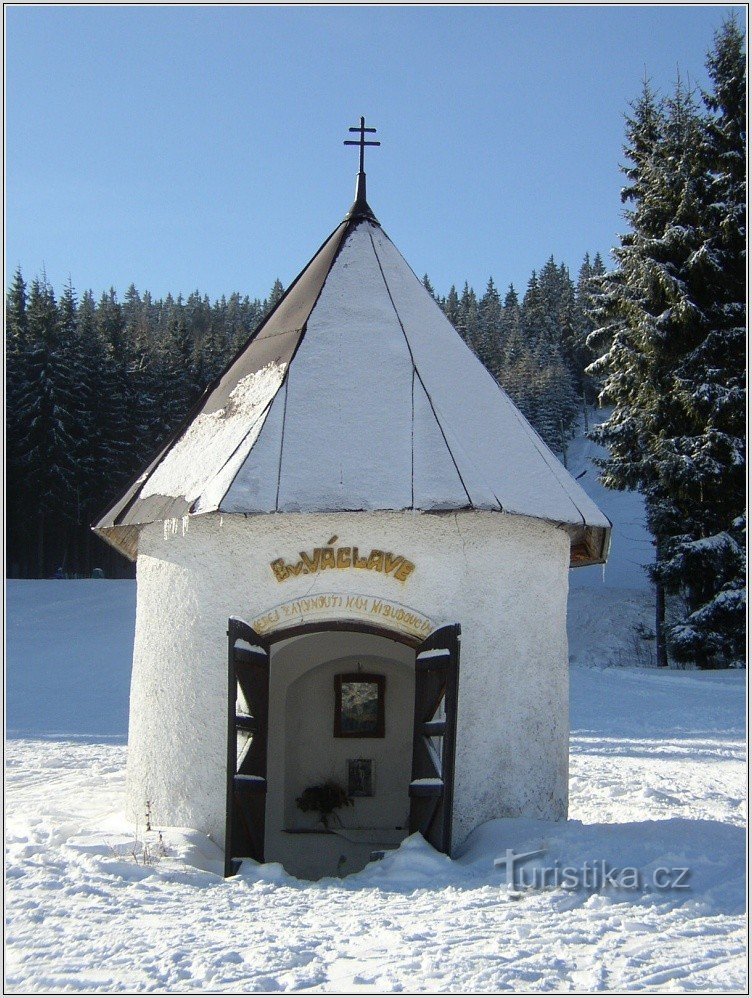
xmin=588 ymin=38 xmax=746 ymax=668
xmin=164 ymin=306 xmax=199 ymax=413
xmin=477 ymin=277 xmax=503 ymax=372
xmin=493 ymin=321 xmax=538 ymax=428
xmin=657 ymin=19 xmax=747 ymax=667
xmin=444 ymin=286 xmax=461 ymax=330
xmin=421 ymin=274 xmax=437 ymax=301
xmin=520 ymin=261 xmax=580 ymax=455
xmin=457 ymin=282 xmax=480 ymax=352
xmin=530 ymin=341 xmax=579 ymax=460
xmin=521 ymin=270 xmax=544 ymax=348
xmin=499 ymin=284 xmax=521 ymax=362
xmin=199 ymin=311 xmax=231 ymax=384
xmin=536 ymin=257 xmax=568 ymax=351
xmin=571 ymin=253 xmax=606 ymax=408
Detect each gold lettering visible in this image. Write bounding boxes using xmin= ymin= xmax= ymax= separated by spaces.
xmin=394 ymin=560 xmax=415 ymax=583
xmin=384 ymin=553 xmax=404 ymax=576
xmin=271 ymin=558 xmax=288 ymax=582
xmin=272 ymin=543 xmax=415 ymax=582
xmin=367 ymin=549 xmax=384 ymax=572
xmin=336 ymin=546 xmax=352 ymax=569
xmin=300 ymin=549 xmax=321 ymax=573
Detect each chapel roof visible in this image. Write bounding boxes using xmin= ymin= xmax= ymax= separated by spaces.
xmin=95 ymin=178 xmax=611 ymax=567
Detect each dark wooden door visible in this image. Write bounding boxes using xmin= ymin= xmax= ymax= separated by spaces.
xmin=224 ymin=617 xmax=270 ymax=877
xmin=408 ymin=623 xmax=460 ymax=855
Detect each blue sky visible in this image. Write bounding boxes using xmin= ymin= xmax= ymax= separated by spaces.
xmin=5 ymin=4 xmax=745 ymax=302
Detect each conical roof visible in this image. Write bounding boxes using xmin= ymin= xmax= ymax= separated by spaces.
xmin=95 ymin=194 xmax=610 ymax=567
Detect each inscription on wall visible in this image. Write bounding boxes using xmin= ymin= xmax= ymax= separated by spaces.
xmin=251 ymin=593 xmax=433 ymax=640
xmin=270 ymin=536 xmax=415 ymax=584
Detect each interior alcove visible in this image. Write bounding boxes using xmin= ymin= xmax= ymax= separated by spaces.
xmin=264 ymin=629 xmax=415 ymax=879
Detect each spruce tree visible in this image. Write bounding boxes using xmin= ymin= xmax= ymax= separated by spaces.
xmin=478 ymin=277 xmax=502 ymax=371
xmin=572 ymin=253 xmax=606 ymax=408
xmin=457 ymin=282 xmax=479 ymax=352
xmin=57 ymin=280 xmax=94 ymax=537
xmin=499 ymin=284 xmax=521 ymax=363
xmin=657 ymin=19 xmax=747 ymax=666
xmin=6 ymin=268 xmax=30 ymax=573
xmin=444 ymin=286 xmax=461 ymax=330
xmin=93 ymin=289 xmax=133 ymax=507
xmin=14 ymin=277 xmax=78 ymax=573
xmin=421 ymin=274 xmax=437 ymax=300
xmin=265 ymin=279 xmax=285 ymax=312
xmin=588 ymin=45 xmax=745 ymax=668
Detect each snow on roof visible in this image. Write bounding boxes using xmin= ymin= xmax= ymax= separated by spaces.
xmin=95 ymin=199 xmax=610 ymax=566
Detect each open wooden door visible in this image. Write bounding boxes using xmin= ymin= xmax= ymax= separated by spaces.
xmin=224 ymin=617 xmax=270 ymax=877
xmin=408 ymin=623 xmax=460 ymax=855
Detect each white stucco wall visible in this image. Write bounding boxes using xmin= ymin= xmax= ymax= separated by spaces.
xmin=126 ymin=510 xmax=570 ymax=856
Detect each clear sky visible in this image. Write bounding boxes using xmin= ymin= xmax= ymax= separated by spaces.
xmin=5 ymin=4 xmax=745 ymax=303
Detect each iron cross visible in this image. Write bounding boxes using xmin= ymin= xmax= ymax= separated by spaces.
xmin=344 ymin=116 xmax=380 ymax=173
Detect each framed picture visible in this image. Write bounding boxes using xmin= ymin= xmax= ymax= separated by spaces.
xmin=348 ymin=758 xmax=375 ymax=797
xmin=334 ymin=673 xmax=385 ymax=737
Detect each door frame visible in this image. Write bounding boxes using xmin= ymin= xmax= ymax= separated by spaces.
xmin=224 ymin=616 xmax=460 ymax=875
xmin=263 ymin=618 xmax=424 ymax=649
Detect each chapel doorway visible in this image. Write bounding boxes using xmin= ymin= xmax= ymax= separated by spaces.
xmin=224 ymin=618 xmax=459 ymax=879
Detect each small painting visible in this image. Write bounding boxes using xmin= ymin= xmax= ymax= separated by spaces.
xmin=334 ymin=673 xmax=385 ymax=737
xmin=348 ymin=759 xmax=374 ymax=797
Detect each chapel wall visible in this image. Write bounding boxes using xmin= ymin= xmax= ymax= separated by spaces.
xmin=126 ymin=509 xmax=570 ymax=850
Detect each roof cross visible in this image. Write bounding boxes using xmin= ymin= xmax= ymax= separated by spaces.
xmin=344 ymin=116 xmax=380 ymax=174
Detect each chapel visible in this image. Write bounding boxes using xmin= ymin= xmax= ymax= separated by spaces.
xmin=96 ymin=120 xmax=610 ymax=879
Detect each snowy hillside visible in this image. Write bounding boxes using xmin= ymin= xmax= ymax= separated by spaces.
xmin=564 ymin=409 xmax=659 ymax=668
xmin=567 ymin=409 xmax=654 ymax=592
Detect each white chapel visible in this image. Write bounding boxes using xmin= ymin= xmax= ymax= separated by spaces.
xmin=96 ymin=121 xmax=610 ymax=879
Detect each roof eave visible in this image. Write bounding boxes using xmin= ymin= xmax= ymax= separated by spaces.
xmin=95 ymin=506 xmax=611 ymax=569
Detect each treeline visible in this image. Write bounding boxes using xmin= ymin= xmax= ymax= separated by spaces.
xmin=5 ymin=255 xmax=599 ymax=581
xmin=427 ymin=251 xmax=604 ymax=459
xmin=589 ymin=18 xmax=746 ymax=668
xmin=5 ymin=278 xmax=286 ymax=579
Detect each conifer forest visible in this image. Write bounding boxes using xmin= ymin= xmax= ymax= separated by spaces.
xmin=5 ymin=20 xmax=745 ymax=667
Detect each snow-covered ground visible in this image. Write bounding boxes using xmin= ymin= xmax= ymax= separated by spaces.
xmin=5 ymin=578 xmax=747 ymax=993
xmin=6 ymin=579 xmax=135 ymax=741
